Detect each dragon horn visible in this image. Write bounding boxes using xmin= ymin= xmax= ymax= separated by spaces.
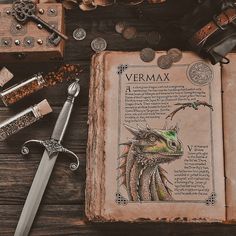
xmin=124 ymin=124 xmax=139 ymax=136
xmin=137 ymin=124 xmax=142 ymax=131
xmin=163 ymin=120 xmax=168 ymax=130
xmin=146 ymin=124 xmax=151 ymax=130
xmin=173 ymin=123 xmax=179 ymax=133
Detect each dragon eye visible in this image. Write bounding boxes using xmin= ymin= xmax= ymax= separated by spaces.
xmin=171 ymin=142 xmax=176 ymax=147
xmin=169 ymin=141 xmax=177 ymax=150
xmin=148 ymin=134 xmax=157 ymax=142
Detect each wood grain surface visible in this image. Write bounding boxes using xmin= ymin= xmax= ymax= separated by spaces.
xmin=0 ymin=1 xmax=236 ymax=235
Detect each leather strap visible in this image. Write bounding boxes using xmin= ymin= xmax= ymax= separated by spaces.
xmin=190 ymin=8 xmax=236 ymax=46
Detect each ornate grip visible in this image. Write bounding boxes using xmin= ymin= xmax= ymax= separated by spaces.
xmin=21 ymin=139 xmax=79 ymax=171
xmin=51 ymin=80 xmax=80 ymax=141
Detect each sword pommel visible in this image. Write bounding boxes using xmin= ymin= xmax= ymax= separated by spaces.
xmin=68 ymin=79 xmax=80 ymax=98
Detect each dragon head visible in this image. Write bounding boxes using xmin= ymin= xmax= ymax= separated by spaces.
xmin=124 ymin=124 xmax=183 ymax=166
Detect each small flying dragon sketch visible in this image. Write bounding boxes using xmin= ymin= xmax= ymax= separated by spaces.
xmin=166 ymin=100 xmax=213 ymax=120
xmin=118 ymin=124 xmax=183 ymax=201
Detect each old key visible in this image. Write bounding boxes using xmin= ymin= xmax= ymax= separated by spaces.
xmin=12 ymin=0 xmax=68 ymax=42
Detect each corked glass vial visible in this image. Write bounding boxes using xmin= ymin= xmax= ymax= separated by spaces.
xmin=0 ymin=99 xmax=52 ymax=141
xmin=0 ymin=64 xmax=80 ymax=106
xmin=0 ymin=67 xmax=14 ymax=87
xmin=0 ymin=73 xmax=45 ymax=106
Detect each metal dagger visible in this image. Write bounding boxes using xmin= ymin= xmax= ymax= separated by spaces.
xmin=14 ymin=80 xmax=80 ymax=236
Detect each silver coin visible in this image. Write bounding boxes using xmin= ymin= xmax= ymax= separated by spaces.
xmin=167 ymin=48 xmax=182 ymax=63
xmin=115 ymin=21 xmax=127 ymax=34
xmin=140 ymin=48 xmax=155 ymax=62
xmin=91 ymin=37 xmax=107 ymax=52
xmin=157 ymin=55 xmax=173 ymax=69
xmin=73 ymin=28 xmax=87 ymax=41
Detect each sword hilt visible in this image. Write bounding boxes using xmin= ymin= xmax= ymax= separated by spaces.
xmin=21 ymin=139 xmax=79 ymax=171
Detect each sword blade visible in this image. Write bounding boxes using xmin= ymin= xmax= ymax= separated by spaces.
xmin=14 ymin=80 xmax=80 ymax=236
xmin=14 ymin=150 xmax=58 ymax=236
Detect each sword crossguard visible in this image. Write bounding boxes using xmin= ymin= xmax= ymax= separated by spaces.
xmin=21 ymin=139 xmax=79 ymax=171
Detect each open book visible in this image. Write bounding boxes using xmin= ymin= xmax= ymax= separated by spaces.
xmin=86 ymin=51 xmax=236 ymax=223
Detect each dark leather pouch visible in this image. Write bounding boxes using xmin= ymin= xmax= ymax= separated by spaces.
xmin=203 ymin=28 xmax=236 ymax=64
xmin=181 ymin=0 xmax=236 ymax=64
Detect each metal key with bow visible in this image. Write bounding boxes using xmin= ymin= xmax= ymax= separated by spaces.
xmin=14 ymin=80 xmax=80 ymax=236
xmin=12 ymin=0 xmax=68 ymax=44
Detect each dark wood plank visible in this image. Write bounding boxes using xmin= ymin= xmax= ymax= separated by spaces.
xmin=0 ymin=205 xmax=236 ymax=236
xmin=0 ymin=153 xmax=86 ymax=205
xmin=0 ymin=106 xmax=88 ymax=154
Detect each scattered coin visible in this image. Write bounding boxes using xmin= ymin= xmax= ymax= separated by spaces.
xmin=140 ymin=48 xmax=156 ymax=62
xmin=122 ymin=26 xmax=137 ymax=40
xmin=146 ymin=31 xmax=161 ymax=46
xmin=73 ymin=28 xmax=87 ymax=41
xmin=167 ymin=48 xmax=182 ymax=63
xmin=91 ymin=37 xmax=107 ymax=52
xmin=157 ymin=55 xmax=173 ymax=69
xmin=115 ymin=21 xmax=127 ymax=34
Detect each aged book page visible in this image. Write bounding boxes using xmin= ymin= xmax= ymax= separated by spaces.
xmin=222 ymin=53 xmax=236 ymax=222
xmin=87 ymin=51 xmax=226 ymax=222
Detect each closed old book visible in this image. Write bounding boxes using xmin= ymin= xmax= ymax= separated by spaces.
xmin=86 ymin=51 xmax=236 ymax=223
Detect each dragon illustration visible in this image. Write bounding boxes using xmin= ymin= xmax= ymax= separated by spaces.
xmin=118 ymin=124 xmax=183 ymax=201
xmin=166 ymin=100 xmax=213 ymax=120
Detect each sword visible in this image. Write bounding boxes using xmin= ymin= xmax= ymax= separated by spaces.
xmin=14 ymin=80 xmax=80 ymax=236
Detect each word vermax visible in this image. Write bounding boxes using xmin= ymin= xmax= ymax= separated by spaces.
xmin=125 ymin=73 xmax=170 ymax=82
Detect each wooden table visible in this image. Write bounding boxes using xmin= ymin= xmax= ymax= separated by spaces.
xmin=0 ymin=1 xmax=236 ymax=235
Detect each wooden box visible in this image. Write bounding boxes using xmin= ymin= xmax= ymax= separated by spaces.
xmin=0 ymin=3 xmax=65 ymax=62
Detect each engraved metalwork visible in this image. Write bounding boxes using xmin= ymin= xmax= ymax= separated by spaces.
xmin=37 ymin=24 xmax=43 ymax=29
xmin=47 ymin=7 xmax=58 ymax=17
xmin=12 ymin=0 xmax=67 ymax=40
xmin=37 ymin=39 xmax=43 ymax=45
xmin=23 ymin=36 xmax=34 ymax=48
xmin=1 ymin=37 xmax=12 ymax=47
xmin=10 ymin=20 xmax=27 ymax=36
xmin=21 ymin=139 xmax=79 ymax=171
xmin=117 ymin=64 xmax=128 ymax=75
xmin=38 ymin=8 xmax=44 ymax=14
xmin=15 ymin=80 xmax=80 ymax=236
xmin=48 ymin=33 xmax=61 ymax=46
xmin=187 ymin=61 xmax=213 ymax=86
xmin=3 ymin=7 xmax=12 ymax=17
xmin=16 ymin=24 xmax=22 ymax=30
xmin=14 ymin=39 xmax=21 ymax=45
xmin=12 ymin=0 xmax=36 ymax=22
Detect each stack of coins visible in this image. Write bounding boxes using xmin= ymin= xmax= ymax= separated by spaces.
xmin=157 ymin=48 xmax=182 ymax=69
xmin=139 ymin=48 xmax=183 ymax=69
xmin=115 ymin=21 xmax=137 ymax=40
